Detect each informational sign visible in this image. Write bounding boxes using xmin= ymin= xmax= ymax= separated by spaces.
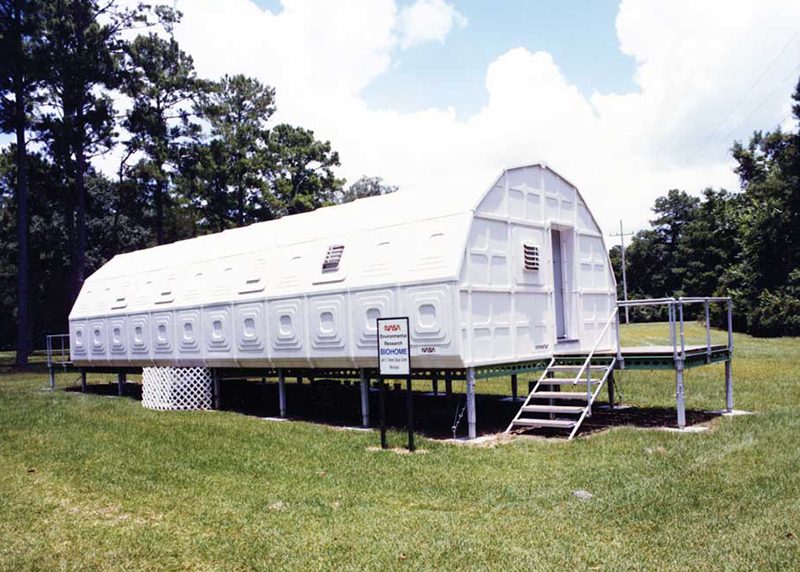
xmin=377 ymin=317 xmax=411 ymax=377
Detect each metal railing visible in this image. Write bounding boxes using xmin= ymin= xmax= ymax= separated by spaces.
xmin=614 ymin=296 xmax=733 ymax=367
xmin=46 ymin=334 xmax=71 ymax=369
xmin=613 ymin=296 xmax=734 ymax=426
xmin=575 ymin=306 xmax=620 ymax=404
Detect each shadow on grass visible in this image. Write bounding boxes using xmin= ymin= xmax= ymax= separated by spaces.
xmin=64 ymin=378 xmax=721 ymax=440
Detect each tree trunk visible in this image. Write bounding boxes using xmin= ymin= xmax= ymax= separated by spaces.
xmin=156 ymin=175 xmax=164 ymax=244
xmin=74 ymin=117 xmax=87 ymax=302
xmin=12 ymin=0 xmax=30 ymax=367
xmin=237 ymin=181 xmax=244 ymax=227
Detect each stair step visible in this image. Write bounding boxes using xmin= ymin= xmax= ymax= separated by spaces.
xmin=531 ymin=391 xmax=590 ymax=400
xmin=512 ymin=418 xmax=576 ymax=429
xmin=549 ymin=364 xmax=612 ymax=372
xmin=538 ymin=378 xmax=601 ymax=385
xmin=521 ymin=405 xmax=585 ymax=414
xmin=548 ymin=365 xmax=586 ymax=372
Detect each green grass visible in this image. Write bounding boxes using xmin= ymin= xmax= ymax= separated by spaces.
xmin=1 ymin=323 xmax=799 ymax=571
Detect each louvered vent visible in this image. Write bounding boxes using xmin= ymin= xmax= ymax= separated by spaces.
xmin=523 ymin=243 xmax=540 ymax=271
xmin=322 ymin=245 xmax=345 ymax=272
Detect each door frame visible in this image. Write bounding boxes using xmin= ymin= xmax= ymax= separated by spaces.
xmin=550 ymin=225 xmax=574 ymax=341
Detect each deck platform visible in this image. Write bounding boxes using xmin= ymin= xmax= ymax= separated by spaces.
xmin=554 ymin=344 xmax=731 ymax=370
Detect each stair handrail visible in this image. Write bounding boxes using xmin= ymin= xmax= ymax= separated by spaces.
xmin=573 ymin=307 xmax=620 ymax=391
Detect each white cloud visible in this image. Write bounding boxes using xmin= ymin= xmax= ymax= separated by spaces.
xmin=397 ymin=0 xmax=468 ymax=49
xmin=100 ymin=0 xmax=800 ymax=235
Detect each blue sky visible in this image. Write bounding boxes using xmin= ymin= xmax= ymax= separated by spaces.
xmin=5 ymin=0 xmax=800 ymax=234
xmin=255 ymin=0 xmax=638 ymax=118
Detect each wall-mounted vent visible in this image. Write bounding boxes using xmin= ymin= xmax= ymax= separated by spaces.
xmin=523 ymin=243 xmax=540 ymax=271
xmin=322 ymin=245 xmax=345 ymax=272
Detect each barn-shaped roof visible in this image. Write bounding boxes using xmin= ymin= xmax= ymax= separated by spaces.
xmin=69 ymin=162 xmax=599 ymax=320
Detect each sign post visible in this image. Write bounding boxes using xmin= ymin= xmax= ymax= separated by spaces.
xmin=377 ymin=317 xmax=413 ymax=451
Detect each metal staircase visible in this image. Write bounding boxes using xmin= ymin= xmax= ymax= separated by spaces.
xmin=506 ymin=307 xmax=620 ymax=440
xmin=505 ymin=357 xmax=616 ymax=440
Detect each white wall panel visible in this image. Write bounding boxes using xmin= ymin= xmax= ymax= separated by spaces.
xmin=152 ymin=312 xmax=175 ymax=361
xmin=234 ymin=302 xmax=267 ymax=357
xmin=128 ymin=314 xmax=150 ymax=365
xmin=69 ymin=163 xmax=614 ymax=370
xmin=352 ymin=290 xmax=395 ymax=350
xmin=204 ymin=305 xmax=234 ymax=363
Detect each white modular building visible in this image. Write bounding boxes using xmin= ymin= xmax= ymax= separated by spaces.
xmin=68 ymin=163 xmax=617 ymax=371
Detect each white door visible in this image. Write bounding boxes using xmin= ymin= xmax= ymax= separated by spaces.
xmin=551 ymin=229 xmax=566 ymax=339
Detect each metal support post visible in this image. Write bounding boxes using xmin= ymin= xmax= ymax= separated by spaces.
xmin=213 ymin=369 xmax=221 ymax=410
xmin=586 ymin=363 xmax=592 ymax=418
xmin=679 ymin=300 xmax=686 ymax=361
xmin=445 ymin=372 xmax=452 ymax=397
xmin=669 ymin=302 xmax=677 ymax=358
xmin=704 ymin=300 xmax=712 ymax=364
xmin=725 ymin=360 xmax=733 ymax=413
xmin=278 ymin=370 xmax=287 ymax=418
xmin=676 ymin=367 xmax=686 ymax=429
xmin=727 ymin=299 xmax=734 ymax=353
xmin=80 ymin=370 xmax=87 ymax=393
xmin=511 ymin=374 xmax=518 ymax=401
xmin=296 ymin=376 xmax=302 ymax=385
xmin=379 ymin=378 xmax=387 ymax=449
xmin=406 ymin=377 xmax=415 ymax=451
xmin=466 ymin=367 xmax=477 ymax=439
xmin=432 ymin=375 xmax=438 ymax=396
xmin=117 ymin=372 xmax=126 ymax=396
xmin=359 ymin=369 xmax=370 ymax=428
xmin=614 ymin=307 xmax=624 ymax=369
xmin=607 ymin=371 xmax=615 ymax=409
xmin=49 ymin=367 xmax=55 ymax=389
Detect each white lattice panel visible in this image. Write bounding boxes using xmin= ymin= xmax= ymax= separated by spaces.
xmin=142 ymin=367 xmax=213 ymax=411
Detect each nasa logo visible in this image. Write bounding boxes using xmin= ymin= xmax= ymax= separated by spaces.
xmin=384 ymin=324 xmax=402 ymax=332
xmin=420 ymin=346 xmax=436 ymax=354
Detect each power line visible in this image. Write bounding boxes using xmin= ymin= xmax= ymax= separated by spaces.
xmin=717 ymin=59 xmax=800 ymax=146
xmin=687 ymin=25 xmax=800 ymax=163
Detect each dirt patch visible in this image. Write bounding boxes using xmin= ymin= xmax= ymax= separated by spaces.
xmin=69 ymin=377 xmax=721 ymax=441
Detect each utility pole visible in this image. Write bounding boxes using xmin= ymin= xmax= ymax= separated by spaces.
xmin=610 ymin=221 xmax=634 ymax=325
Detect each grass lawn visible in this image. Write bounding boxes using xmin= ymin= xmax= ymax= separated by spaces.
xmin=1 ymin=322 xmax=799 ymax=571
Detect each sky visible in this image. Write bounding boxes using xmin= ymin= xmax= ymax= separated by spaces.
xmin=4 ymin=0 xmax=800 ymax=236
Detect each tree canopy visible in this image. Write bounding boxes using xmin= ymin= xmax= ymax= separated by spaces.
xmin=0 ymin=0 xmax=381 ymax=359
xmin=614 ymin=78 xmax=800 ymax=336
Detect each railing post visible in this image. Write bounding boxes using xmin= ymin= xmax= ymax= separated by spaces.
xmin=704 ymin=300 xmax=711 ymax=364
xmin=586 ymin=362 xmax=592 ymax=417
xmin=679 ymin=299 xmax=686 ymax=362
xmin=669 ymin=302 xmax=677 ymax=362
xmin=727 ymin=299 xmax=734 ymax=353
xmin=49 ymin=367 xmax=55 ymax=389
xmin=614 ymin=306 xmax=624 ymax=369
xmin=725 ymin=360 xmax=733 ymax=413
xmin=666 ymin=300 xmax=684 ymax=428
